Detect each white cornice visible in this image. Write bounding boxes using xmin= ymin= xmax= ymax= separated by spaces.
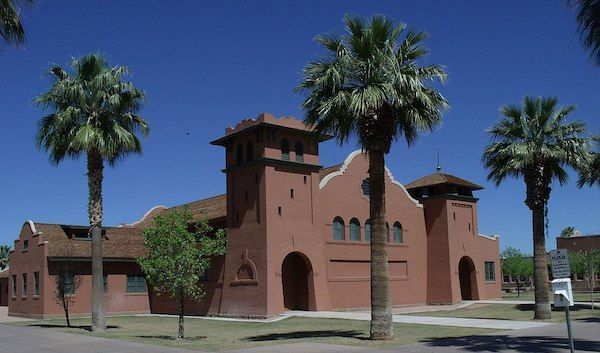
xmin=319 ymin=150 xmax=423 ymax=208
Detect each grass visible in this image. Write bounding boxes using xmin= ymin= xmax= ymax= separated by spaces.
xmin=13 ymin=315 xmax=495 ymax=351
xmin=411 ymin=303 xmax=599 ymax=323
xmin=502 ymin=290 xmax=600 ymax=302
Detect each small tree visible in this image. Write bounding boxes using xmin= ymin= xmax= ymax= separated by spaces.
xmin=138 ymin=208 xmax=226 ymax=339
xmin=570 ymin=249 xmax=600 ymax=313
xmin=0 ymin=245 xmax=10 ymax=270
xmin=501 ymin=247 xmax=534 ymax=297
xmin=49 ymin=258 xmax=83 ymax=327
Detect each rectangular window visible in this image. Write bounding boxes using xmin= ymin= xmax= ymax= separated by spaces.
xmin=126 ymin=275 xmax=147 ymax=293
xmin=63 ymin=274 xmax=75 ymax=295
xmin=485 ymin=262 xmax=496 ymax=282
xmin=103 ymin=275 xmax=108 ymax=294
xmin=12 ymin=275 xmax=16 ymax=297
xmin=290 ymin=189 xmax=294 ymax=199
xmin=34 ymin=272 xmax=40 ymax=296
xmin=22 ymin=273 xmax=27 ymax=296
xmin=502 ymin=274 xmax=510 ymax=283
xmin=23 ymin=240 xmax=29 ymax=251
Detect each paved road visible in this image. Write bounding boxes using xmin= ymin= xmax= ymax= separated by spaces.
xmin=286 ymin=310 xmax=553 ymax=330
xmin=0 ymin=324 xmax=198 ymax=353
xmin=0 ymin=318 xmax=598 ymax=353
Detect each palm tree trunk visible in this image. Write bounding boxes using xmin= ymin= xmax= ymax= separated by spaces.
xmin=532 ymin=206 xmax=551 ymax=320
xmin=177 ymin=289 xmax=185 ymax=340
xmin=368 ymin=149 xmax=394 ymax=340
xmin=88 ymin=150 xmax=106 ymax=332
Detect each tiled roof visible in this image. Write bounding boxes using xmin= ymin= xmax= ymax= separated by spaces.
xmin=127 ymin=194 xmax=227 ymax=228
xmin=405 ymin=172 xmax=483 ymax=190
xmin=32 ymin=223 xmax=147 ymax=259
xmin=319 ymin=164 xmax=342 ymax=181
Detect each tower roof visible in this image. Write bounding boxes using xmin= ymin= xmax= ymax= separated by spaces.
xmin=405 ymin=172 xmax=483 ymax=191
xmin=210 ymin=112 xmax=332 ymax=146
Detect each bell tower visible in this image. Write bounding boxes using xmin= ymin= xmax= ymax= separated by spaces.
xmin=211 ymin=113 xmax=332 ymax=316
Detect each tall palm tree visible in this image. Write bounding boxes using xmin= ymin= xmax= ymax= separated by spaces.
xmin=578 ymin=133 xmax=600 ymax=186
xmin=566 ymin=0 xmax=600 ymax=65
xmin=0 ymin=0 xmax=31 ymax=47
xmin=35 ymin=53 xmax=149 ymax=331
xmin=0 ymin=245 xmax=10 ymax=270
xmin=297 ymin=15 xmax=448 ymax=339
xmin=483 ymin=96 xmax=589 ymax=320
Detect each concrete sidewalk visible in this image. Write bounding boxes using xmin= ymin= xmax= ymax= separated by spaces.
xmin=285 ymin=310 xmax=553 ymax=330
xmin=0 ymin=306 xmax=32 ymax=323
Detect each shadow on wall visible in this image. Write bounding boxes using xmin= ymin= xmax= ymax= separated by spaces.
xmin=423 ymin=335 xmax=600 ymax=353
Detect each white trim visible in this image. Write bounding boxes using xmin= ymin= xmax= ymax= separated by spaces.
xmin=385 ymin=166 xmax=423 ymax=208
xmin=478 ymin=233 xmax=499 ymax=241
xmin=24 ymin=220 xmax=43 ymax=236
xmin=122 ymin=205 xmax=168 ymax=227
xmin=318 ymin=150 xmax=423 ymax=208
xmin=319 ymin=149 xmax=364 ymax=189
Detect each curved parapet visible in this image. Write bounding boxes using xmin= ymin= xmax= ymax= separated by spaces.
xmin=319 ymin=150 xmax=422 ymax=208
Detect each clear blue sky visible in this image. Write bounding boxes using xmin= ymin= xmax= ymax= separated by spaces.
xmin=0 ymin=1 xmax=598 ymax=254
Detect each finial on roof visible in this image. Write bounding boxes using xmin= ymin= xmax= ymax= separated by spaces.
xmin=436 ymin=149 xmax=441 ymax=172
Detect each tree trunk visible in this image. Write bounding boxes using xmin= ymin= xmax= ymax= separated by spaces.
xmin=368 ymin=150 xmax=393 ymax=340
xmin=64 ymin=303 xmax=71 ymax=328
xmin=532 ymin=206 xmax=551 ymax=319
xmin=88 ymin=150 xmax=106 ymax=332
xmin=177 ymin=290 xmax=185 ymax=340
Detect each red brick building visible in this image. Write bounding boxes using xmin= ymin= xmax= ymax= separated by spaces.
xmin=7 ymin=113 xmax=501 ymax=318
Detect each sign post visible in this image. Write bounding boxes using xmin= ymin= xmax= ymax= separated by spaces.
xmin=550 ymin=249 xmax=574 ymax=353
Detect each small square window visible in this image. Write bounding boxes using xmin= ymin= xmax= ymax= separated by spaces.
xmin=126 ymin=275 xmax=147 ymax=293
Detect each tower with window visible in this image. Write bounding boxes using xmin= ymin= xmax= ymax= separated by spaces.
xmin=406 ymin=170 xmax=499 ymax=304
xmin=211 ymin=113 xmax=332 ymax=315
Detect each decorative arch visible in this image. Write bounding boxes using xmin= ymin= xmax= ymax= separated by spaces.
xmin=458 ymin=256 xmax=479 ymax=300
xmin=318 ymin=150 xmax=423 ymax=208
xmin=232 ymin=250 xmax=258 ymax=285
xmin=393 ymin=221 xmax=403 ymax=243
xmin=281 ymin=252 xmax=315 ymax=310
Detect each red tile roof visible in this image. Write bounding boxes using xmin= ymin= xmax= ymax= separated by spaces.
xmin=405 ymin=172 xmax=483 ymax=190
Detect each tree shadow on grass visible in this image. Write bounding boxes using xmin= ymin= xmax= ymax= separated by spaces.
xmin=422 ymin=334 xmax=600 ymax=353
xmin=136 ymin=335 xmax=207 ymax=341
xmin=27 ymin=324 xmax=120 ymax=331
xmin=515 ymin=304 xmax=591 ymax=313
xmin=245 ymin=330 xmax=362 ymax=342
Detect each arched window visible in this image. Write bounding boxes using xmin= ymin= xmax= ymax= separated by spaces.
xmin=246 ymin=141 xmax=254 ymax=162
xmin=281 ymin=139 xmax=290 ymax=161
xmin=365 ymin=219 xmax=371 ymax=242
xmin=295 ymin=141 xmax=304 ymax=163
xmin=349 ymin=218 xmax=361 ymax=241
xmin=332 ymin=217 xmax=345 ymax=240
xmin=393 ymin=221 xmax=403 ymax=243
xmin=236 ymin=144 xmax=243 ymax=165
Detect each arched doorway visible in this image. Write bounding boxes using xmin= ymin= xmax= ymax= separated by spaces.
xmin=458 ymin=256 xmax=478 ymax=300
xmin=281 ymin=252 xmax=313 ymax=310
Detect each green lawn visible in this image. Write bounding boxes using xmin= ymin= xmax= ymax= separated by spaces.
xmin=411 ymin=303 xmax=599 ymax=323
xmin=502 ymin=290 xmax=600 ymax=302
xmin=13 ymin=315 xmax=495 ymax=351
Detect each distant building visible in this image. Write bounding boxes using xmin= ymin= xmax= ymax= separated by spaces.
xmin=0 ymin=268 xmax=8 ymax=306
xmin=556 ymin=234 xmax=600 ymax=291
xmin=7 ymin=113 xmax=502 ymax=319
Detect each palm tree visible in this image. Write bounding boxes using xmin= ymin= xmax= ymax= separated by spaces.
xmin=483 ymin=96 xmax=589 ymax=319
xmin=566 ymin=0 xmax=600 ymax=65
xmin=560 ymin=226 xmax=576 ymax=238
xmin=0 ymin=245 xmax=10 ymax=270
xmin=297 ymin=15 xmax=448 ymax=339
xmin=578 ymin=133 xmax=600 ymax=186
xmin=35 ymin=53 xmax=149 ymax=331
xmin=0 ymin=0 xmax=31 ymax=47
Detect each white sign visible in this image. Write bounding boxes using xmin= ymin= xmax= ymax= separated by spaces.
xmin=550 ymin=249 xmax=571 ymax=279
xmin=552 ymin=278 xmax=574 ymax=307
